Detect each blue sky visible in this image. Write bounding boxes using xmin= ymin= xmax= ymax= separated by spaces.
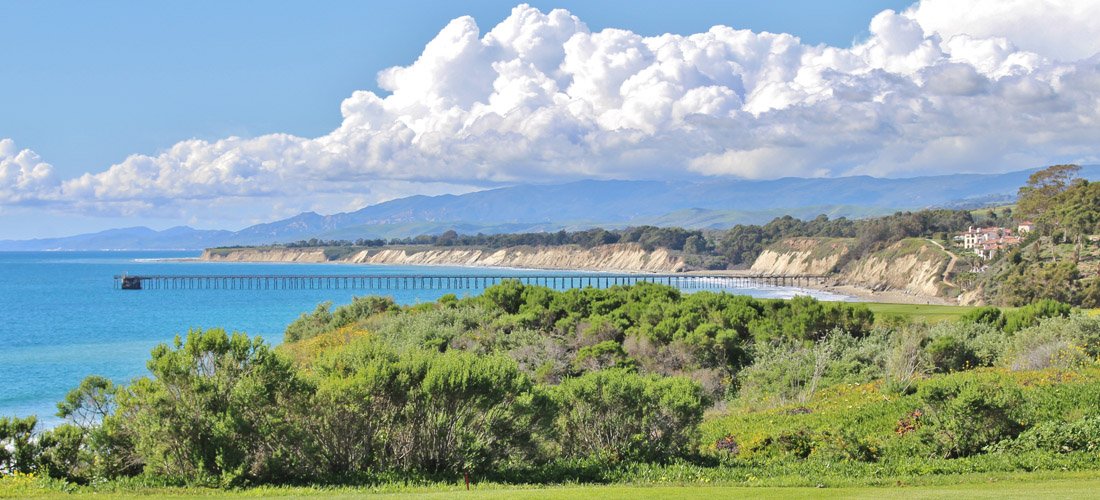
xmin=2 ymin=0 xmax=1099 ymax=239
xmin=2 ymin=0 xmax=909 ymax=179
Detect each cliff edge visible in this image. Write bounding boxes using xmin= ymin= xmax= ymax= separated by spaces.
xmin=751 ymin=237 xmax=956 ymax=301
xmin=202 ymin=243 xmax=686 ymax=273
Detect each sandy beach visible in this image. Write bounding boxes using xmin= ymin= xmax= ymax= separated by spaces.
xmin=684 ymin=269 xmax=954 ymax=305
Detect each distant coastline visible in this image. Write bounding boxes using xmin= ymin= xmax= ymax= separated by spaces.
xmin=200 ymin=243 xmax=689 ymax=274
xmin=204 ymin=239 xmax=969 ymax=306
xmin=198 ymin=243 xmax=960 ymax=304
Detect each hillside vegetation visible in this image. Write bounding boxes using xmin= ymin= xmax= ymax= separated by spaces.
xmin=3 ymin=283 xmax=1099 ymax=494
xmin=208 ymin=165 xmax=1100 ymax=308
xmin=221 ymin=208 xmax=972 ymax=273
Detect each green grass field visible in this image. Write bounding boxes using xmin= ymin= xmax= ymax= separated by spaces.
xmin=5 ymin=472 xmax=1099 ymax=499
xmin=863 ymin=302 xmax=979 ymax=323
xmin=863 ymin=303 xmax=1099 ymax=323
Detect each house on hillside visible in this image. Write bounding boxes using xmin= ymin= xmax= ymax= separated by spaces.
xmin=1017 ymin=221 xmax=1034 ymax=233
xmin=959 ymin=226 xmax=1022 ymax=260
xmin=961 ymin=226 xmax=1005 ymax=250
xmin=977 ymin=235 xmax=1022 ymax=259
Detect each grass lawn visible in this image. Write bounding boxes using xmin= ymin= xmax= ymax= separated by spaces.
xmin=863 ymin=302 xmax=979 ymax=323
xmin=6 ymin=472 xmax=1100 ymax=499
xmin=863 ymin=303 xmax=1098 ymax=323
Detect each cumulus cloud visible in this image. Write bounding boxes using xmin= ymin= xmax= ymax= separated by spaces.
xmin=0 ymin=139 xmax=58 ymax=205
xmin=4 ymin=0 xmax=1100 ymax=219
xmin=909 ymin=0 xmax=1100 ymax=61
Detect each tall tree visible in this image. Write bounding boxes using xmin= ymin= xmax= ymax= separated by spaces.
xmin=1053 ymin=179 xmax=1100 ymax=264
xmin=1017 ymin=164 xmax=1081 ymax=259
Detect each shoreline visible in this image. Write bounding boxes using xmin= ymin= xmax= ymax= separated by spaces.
xmin=172 ymin=250 xmax=954 ymax=306
xmin=174 ymin=254 xmax=870 ymax=303
xmin=682 ymin=269 xmax=954 ymax=305
xmin=160 ymin=255 xmax=633 ymax=274
xmin=199 ymin=244 xmax=687 ymax=273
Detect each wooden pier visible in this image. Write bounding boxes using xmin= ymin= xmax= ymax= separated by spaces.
xmin=113 ymin=273 xmax=826 ymax=291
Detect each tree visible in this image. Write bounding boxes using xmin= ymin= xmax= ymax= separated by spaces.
xmin=57 ymin=375 xmax=117 ymax=430
xmin=0 ymin=416 xmax=37 ymax=475
xmin=437 ymin=229 xmax=459 ymax=246
xmin=683 ymin=234 xmax=707 ymax=254
xmin=551 ymin=370 xmax=706 ymax=462
xmin=1052 ymin=179 xmax=1100 ymax=264
xmin=918 ymin=377 xmax=1023 ymax=458
xmin=1017 ymin=164 xmax=1081 ymax=259
xmin=118 ymin=329 xmax=308 ymax=486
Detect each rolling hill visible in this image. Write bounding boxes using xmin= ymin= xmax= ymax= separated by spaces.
xmin=3 ymin=165 xmax=1097 ymax=250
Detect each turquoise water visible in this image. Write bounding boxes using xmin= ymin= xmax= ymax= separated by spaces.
xmin=0 ymin=251 xmax=850 ymax=426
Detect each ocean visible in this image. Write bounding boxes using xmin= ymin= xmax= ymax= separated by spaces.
xmin=0 ymin=251 xmax=852 ymax=426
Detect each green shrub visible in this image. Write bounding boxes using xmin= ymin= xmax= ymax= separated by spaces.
xmin=1003 ymin=298 xmax=1073 ymax=334
xmin=0 ymin=415 xmax=38 ymax=475
xmin=995 ymin=415 xmax=1100 ymax=454
xmin=884 ymin=326 xmax=928 ymax=394
xmin=285 ymin=296 xmax=398 ymax=343
xmin=816 ymin=428 xmax=880 ymax=463
xmin=999 ymin=317 xmax=1096 ymax=371
xmin=773 ymin=429 xmax=815 ymax=459
xmin=34 ymin=424 xmax=88 ymax=482
xmin=481 ymin=279 xmax=526 ymax=314
xmin=309 ymin=340 xmax=544 ymax=476
xmin=118 ymin=329 xmax=308 ymax=486
xmin=925 ymin=335 xmax=979 ymax=373
xmin=917 ymin=376 xmax=1025 ymax=458
xmin=551 ymin=370 xmax=706 ymax=462
xmin=737 ymin=330 xmax=887 ymax=407
xmin=735 ymin=340 xmax=817 ymax=407
xmin=284 ymin=301 xmax=334 ymax=342
xmin=960 ymin=306 xmax=1005 ymax=329
xmin=367 ymin=303 xmax=495 ymax=352
xmin=573 ymin=340 xmax=635 ymax=372
xmin=390 ymin=349 xmax=542 ymax=474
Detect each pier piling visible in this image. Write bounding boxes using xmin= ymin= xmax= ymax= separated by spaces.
xmin=113 ymin=273 xmax=826 ymax=292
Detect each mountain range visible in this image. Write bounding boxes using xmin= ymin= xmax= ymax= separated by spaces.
xmin=4 ymin=165 xmax=1097 ymax=251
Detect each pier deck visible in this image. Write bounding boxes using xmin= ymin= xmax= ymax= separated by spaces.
xmin=113 ymin=273 xmax=826 ymax=291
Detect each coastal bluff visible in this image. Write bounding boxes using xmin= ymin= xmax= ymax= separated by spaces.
xmin=751 ymin=237 xmax=955 ymax=300
xmin=201 ymin=243 xmax=687 ymax=273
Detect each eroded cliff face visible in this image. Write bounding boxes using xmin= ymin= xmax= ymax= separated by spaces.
xmin=201 ymin=243 xmax=686 ymax=273
xmin=840 ymin=241 xmax=949 ymax=297
xmin=750 ymin=238 xmax=851 ymax=275
xmin=201 ymin=248 xmax=329 ymax=263
xmin=750 ymin=237 xmax=952 ymax=298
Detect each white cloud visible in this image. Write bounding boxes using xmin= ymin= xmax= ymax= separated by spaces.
xmin=909 ymin=0 xmax=1100 ymax=61
xmin=4 ymin=0 xmax=1100 ymax=219
xmin=0 ymin=139 xmax=58 ymax=204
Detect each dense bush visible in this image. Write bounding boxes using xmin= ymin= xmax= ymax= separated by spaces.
xmin=1002 ymin=298 xmax=1073 ymax=334
xmin=0 ymin=416 xmax=37 ymax=475
xmin=925 ymin=335 xmax=978 ymax=373
xmin=118 ymin=328 xmax=308 ymax=486
xmin=551 ymin=370 xmax=706 ymax=462
xmin=735 ymin=330 xmax=885 ymax=407
xmin=291 ymin=282 xmax=874 ymax=400
xmin=7 ymin=283 xmax=1100 ymax=489
xmin=917 ymin=377 xmax=1024 ymax=458
xmin=285 ymin=296 xmax=397 ymax=342
xmin=308 ymin=340 xmax=543 ymax=476
xmin=994 ymin=416 xmax=1100 ymax=454
xmin=1000 ymin=316 xmax=1097 ymax=371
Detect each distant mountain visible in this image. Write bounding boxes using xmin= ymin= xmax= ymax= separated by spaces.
xmin=635 ymin=206 xmax=897 ymax=229
xmin=0 ymin=226 xmax=233 ymax=251
xmin=218 ymin=165 xmax=1100 ymax=244
xmin=4 ymin=165 xmax=1097 ymax=250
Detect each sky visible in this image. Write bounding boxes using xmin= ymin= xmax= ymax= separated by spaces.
xmin=2 ymin=0 xmax=1100 ymax=239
